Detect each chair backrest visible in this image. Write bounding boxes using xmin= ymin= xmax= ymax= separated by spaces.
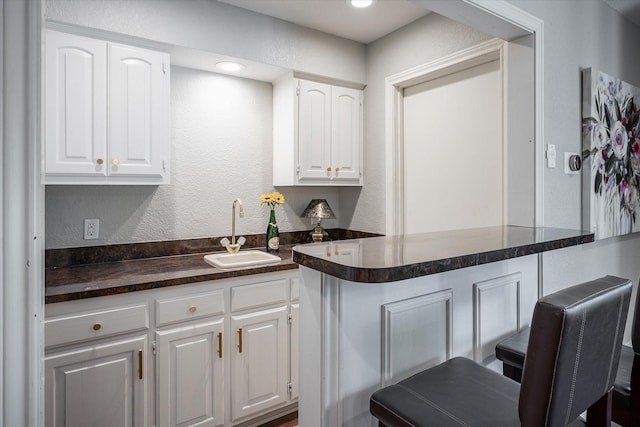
xmin=631 ymin=282 xmax=640 ymax=353
xmin=519 ymin=275 xmax=632 ymax=427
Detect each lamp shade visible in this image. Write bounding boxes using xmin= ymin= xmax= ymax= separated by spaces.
xmin=301 ymin=199 xmax=336 ymax=219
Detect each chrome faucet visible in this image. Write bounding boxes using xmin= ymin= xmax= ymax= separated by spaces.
xmin=221 ymin=198 xmax=245 ymax=254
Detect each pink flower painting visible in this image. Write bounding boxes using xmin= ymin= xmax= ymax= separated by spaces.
xmin=583 ymin=68 xmax=640 ymax=239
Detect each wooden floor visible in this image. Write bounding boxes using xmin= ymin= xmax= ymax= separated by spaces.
xmin=257 ymin=411 xmax=298 ymax=427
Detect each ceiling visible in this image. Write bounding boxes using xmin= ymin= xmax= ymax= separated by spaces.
xmin=217 ymin=0 xmax=430 ymax=44
xmin=602 ymin=0 xmax=640 ymax=27
xmin=218 ymin=0 xmax=640 ymax=44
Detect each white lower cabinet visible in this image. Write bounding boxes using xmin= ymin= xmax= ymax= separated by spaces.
xmin=156 ymin=319 xmax=225 ymax=427
xmin=45 ymin=334 xmax=149 ymax=427
xmin=45 ymin=271 xmax=299 ymax=427
xmin=231 ymin=306 xmax=288 ymax=422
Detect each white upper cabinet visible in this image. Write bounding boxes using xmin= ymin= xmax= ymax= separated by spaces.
xmin=44 ymin=30 xmax=170 ymax=185
xmin=273 ymin=75 xmax=363 ymax=186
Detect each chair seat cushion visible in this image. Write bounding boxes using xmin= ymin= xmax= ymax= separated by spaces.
xmin=495 ymin=327 xmax=530 ymax=370
xmin=371 ymin=357 xmax=521 ymax=427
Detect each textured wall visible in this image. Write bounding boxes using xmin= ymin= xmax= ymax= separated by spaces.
xmin=44 ymin=0 xmax=366 ymax=84
xmin=45 ymin=67 xmax=339 ymax=248
xmin=499 ymin=0 xmax=640 ymax=299
xmin=346 ymin=13 xmax=493 ymax=233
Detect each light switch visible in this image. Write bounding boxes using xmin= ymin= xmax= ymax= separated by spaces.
xmin=547 ymin=144 xmax=556 ymax=168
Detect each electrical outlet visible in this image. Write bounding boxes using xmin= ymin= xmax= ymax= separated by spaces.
xmin=84 ymin=219 xmax=99 ymax=240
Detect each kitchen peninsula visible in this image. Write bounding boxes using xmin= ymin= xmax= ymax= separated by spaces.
xmin=293 ymin=226 xmax=593 ymax=426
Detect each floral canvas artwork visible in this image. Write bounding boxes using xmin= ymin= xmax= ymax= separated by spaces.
xmin=582 ymin=68 xmax=640 ymax=239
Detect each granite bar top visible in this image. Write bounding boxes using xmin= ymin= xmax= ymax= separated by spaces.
xmin=45 ymin=229 xmax=380 ymax=304
xmin=45 ymin=246 xmax=298 ymax=304
xmin=292 ymin=226 xmax=594 ymax=283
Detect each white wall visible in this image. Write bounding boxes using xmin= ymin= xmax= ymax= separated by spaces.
xmin=45 ymin=67 xmax=340 ymax=248
xmin=347 ymin=13 xmax=493 ymax=233
xmin=502 ymin=0 xmax=640 ymax=297
xmin=45 ymin=0 xmax=366 ymax=84
xmin=44 ymin=2 xmax=486 ymax=248
xmin=44 ymin=0 xmax=362 ymax=248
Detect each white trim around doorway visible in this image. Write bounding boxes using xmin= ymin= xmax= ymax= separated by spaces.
xmin=385 ymin=0 xmax=544 ymax=235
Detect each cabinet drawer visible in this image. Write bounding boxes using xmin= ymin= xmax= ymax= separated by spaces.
xmin=231 ymin=279 xmax=288 ymax=312
xmin=45 ymin=304 xmax=149 ymax=348
xmin=156 ymin=289 xmax=225 ymax=327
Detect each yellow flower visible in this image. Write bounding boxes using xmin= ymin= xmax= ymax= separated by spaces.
xmin=260 ymin=191 xmax=285 ymax=207
xmin=260 ymin=193 xmax=272 ymax=204
xmin=272 ymin=192 xmax=285 ymax=204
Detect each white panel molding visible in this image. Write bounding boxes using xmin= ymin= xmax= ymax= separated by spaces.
xmin=472 ymin=272 xmax=521 ymax=363
xmin=381 ymin=290 xmax=453 ymax=386
xmin=322 ymin=274 xmax=342 ymax=427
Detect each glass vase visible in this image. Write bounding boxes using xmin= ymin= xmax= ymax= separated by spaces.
xmin=266 ymin=208 xmax=280 ymax=253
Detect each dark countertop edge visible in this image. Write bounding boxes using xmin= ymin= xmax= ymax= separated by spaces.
xmin=292 ymin=231 xmax=595 ymax=284
xmin=44 ymin=246 xmax=298 ymax=304
xmin=45 ymin=262 xmax=299 ymax=304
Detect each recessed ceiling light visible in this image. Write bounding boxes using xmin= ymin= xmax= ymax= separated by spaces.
xmin=216 ymin=61 xmax=246 ymax=72
xmin=350 ymin=0 xmax=374 ymax=8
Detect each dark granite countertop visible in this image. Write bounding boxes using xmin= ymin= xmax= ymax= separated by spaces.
xmin=292 ymin=226 xmax=594 ymax=283
xmin=45 ymin=246 xmax=298 ymax=304
xmin=44 ymin=229 xmax=380 ymax=304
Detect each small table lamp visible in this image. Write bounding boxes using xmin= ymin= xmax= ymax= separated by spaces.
xmin=302 ymin=199 xmax=336 ymax=242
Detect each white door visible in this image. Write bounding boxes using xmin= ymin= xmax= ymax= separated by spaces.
xmin=44 ymin=335 xmax=148 ymax=427
xmin=109 ymin=44 xmax=168 ymax=178
xmin=45 ymin=30 xmax=107 ymax=176
xmin=155 ymin=319 xmax=225 ymax=427
xmin=403 ymin=58 xmax=503 ymax=234
xmin=231 ymin=306 xmax=288 ymax=421
xmin=297 ymin=80 xmax=332 ymax=181
xmin=331 ymin=86 xmax=362 ymax=181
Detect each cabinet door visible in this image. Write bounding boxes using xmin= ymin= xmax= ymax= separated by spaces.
xmin=109 ymin=44 xmax=169 ymax=179
xmin=156 ymin=319 xmax=225 ymax=427
xmin=331 ymin=86 xmax=362 ymax=181
xmin=231 ymin=305 xmax=288 ymax=421
xmin=297 ymin=80 xmax=332 ymax=181
xmin=45 ymin=30 xmax=107 ymax=176
xmin=289 ymin=303 xmax=299 ymax=401
xmin=44 ymin=335 xmax=148 ymax=427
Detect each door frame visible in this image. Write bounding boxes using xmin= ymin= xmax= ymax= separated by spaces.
xmin=386 ymin=38 xmax=506 ymax=235
xmin=385 ymin=1 xmax=544 ymax=235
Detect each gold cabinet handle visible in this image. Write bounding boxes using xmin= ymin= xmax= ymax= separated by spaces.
xmin=335 ymin=167 xmax=340 ymax=175
xmin=96 ymin=158 xmax=104 ymax=165
xmin=217 ymin=332 xmax=223 ymax=359
xmin=189 ymin=306 xmax=197 ymax=313
xmin=238 ymin=328 xmax=243 ymax=353
xmin=326 ymin=167 xmax=332 ymax=173
xmin=92 ymin=323 xmax=102 ymax=331
xmin=112 ymin=158 xmax=120 ymax=166
xmin=138 ymin=349 xmax=143 ymax=380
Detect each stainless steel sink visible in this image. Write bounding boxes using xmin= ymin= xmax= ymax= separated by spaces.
xmin=204 ymin=250 xmax=281 ymax=269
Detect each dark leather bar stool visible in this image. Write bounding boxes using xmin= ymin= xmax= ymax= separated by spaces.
xmin=496 ymin=279 xmax=640 ymax=426
xmin=370 ymin=276 xmax=632 ymax=427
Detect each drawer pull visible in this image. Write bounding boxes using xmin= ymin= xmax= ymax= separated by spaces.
xmin=112 ymin=158 xmax=120 ymax=166
xmin=238 ymin=328 xmax=243 ymax=353
xmin=138 ymin=349 xmax=143 ymax=380
xmin=96 ymin=158 xmax=104 ymax=165
xmin=92 ymin=323 xmax=102 ymax=331
xmin=217 ymin=332 xmax=223 ymax=359
xmin=189 ymin=306 xmax=197 ymax=313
